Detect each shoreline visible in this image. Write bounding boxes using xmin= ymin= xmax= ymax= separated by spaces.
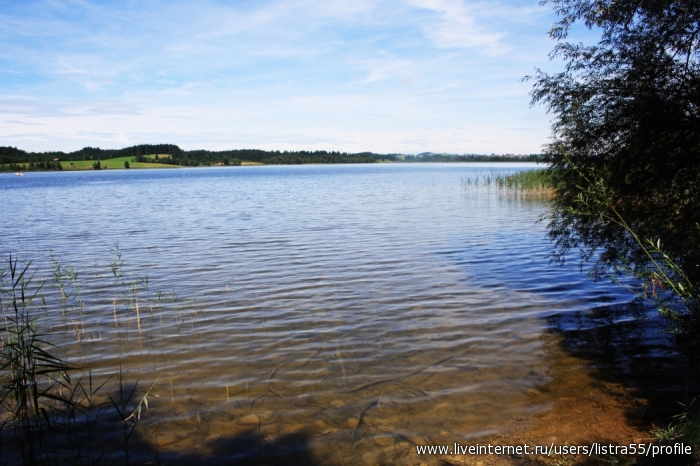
xmin=1 ymin=160 xmax=546 ymax=173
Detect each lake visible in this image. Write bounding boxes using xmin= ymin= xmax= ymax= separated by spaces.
xmin=0 ymin=163 xmax=673 ymax=465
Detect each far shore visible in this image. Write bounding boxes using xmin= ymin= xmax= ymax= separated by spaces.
xmin=2 ymin=157 xmax=543 ymax=173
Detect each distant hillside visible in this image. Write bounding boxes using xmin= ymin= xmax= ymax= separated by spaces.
xmin=403 ymin=153 xmax=545 ymax=162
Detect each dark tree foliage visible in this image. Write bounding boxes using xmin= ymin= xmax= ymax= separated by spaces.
xmin=0 ymin=147 xmax=63 ymax=170
xmin=0 ymin=146 xmax=29 ymax=164
xmin=531 ymin=0 xmax=700 ymax=287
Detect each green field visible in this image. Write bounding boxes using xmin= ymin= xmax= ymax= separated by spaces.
xmin=62 ymin=155 xmax=181 ymax=170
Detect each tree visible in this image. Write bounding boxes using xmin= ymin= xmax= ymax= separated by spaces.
xmin=530 ymin=1 xmax=700 ymax=324
xmin=124 ymin=161 xmax=130 ymax=169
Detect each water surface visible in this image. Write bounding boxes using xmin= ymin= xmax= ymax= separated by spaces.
xmin=0 ymin=164 xmax=661 ymax=464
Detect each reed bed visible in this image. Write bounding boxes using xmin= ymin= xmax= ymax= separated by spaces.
xmin=461 ymin=168 xmax=554 ymax=197
xmin=0 ymin=250 xmax=198 ymax=465
xmin=494 ymin=168 xmax=553 ymax=191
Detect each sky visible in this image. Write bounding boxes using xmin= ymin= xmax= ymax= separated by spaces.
xmin=0 ymin=0 xmax=593 ymax=154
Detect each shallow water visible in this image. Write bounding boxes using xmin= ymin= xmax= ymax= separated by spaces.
xmin=0 ymin=163 xmax=668 ymax=464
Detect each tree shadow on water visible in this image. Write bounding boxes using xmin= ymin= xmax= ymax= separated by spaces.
xmin=148 ymin=430 xmax=321 ymax=466
xmin=134 ymin=416 xmax=331 ymax=466
xmin=0 ymin=379 xmax=323 ymax=466
xmin=549 ymin=300 xmax=699 ymax=421
xmin=543 ymin=299 xmax=700 ymax=465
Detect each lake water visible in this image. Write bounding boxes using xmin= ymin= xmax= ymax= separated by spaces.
xmin=0 ymin=163 xmax=671 ymax=465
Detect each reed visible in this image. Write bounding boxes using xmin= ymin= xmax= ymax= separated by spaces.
xmin=461 ymin=168 xmax=553 ymax=194
xmin=0 ymin=254 xmax=174 ymax=465
xmin=494 ymin=168 xmax=553 ymax=191
xmin=0 ymin=255 xmax=75 ymax=464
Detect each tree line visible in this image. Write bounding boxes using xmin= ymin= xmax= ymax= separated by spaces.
xmin=402 ymin=153 xmax=544 ymax=162
xmin=0 ymin=145 xmax=547 ymax=170
xmin=0 ymin=145 xmax=399 ymax=168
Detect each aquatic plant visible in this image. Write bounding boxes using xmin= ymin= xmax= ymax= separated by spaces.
xmin=0 ymin=254 xmax=164 ymax=465
xmin=494 ymin=169 xmax=553 ymax=191
xmin=461 ymin=168 xmax=553 ymax=196
xmin=0 ymin=255 xmax=76 ymax=464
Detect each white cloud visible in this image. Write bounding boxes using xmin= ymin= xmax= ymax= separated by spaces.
xmin=357 ymin=58 xmax=413 ymax=83
xmin=406 ymin=0 xmax=507 ymax=54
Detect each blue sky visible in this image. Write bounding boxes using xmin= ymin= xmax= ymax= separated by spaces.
xmin=0 ymin=0 xmax=591 ymax=154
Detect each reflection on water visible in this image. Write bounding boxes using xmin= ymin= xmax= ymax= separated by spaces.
xmin=0 ymin=164 xmax=680 ymax=464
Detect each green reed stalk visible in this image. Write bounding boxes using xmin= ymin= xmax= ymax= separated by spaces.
xmin=1 ymin=250 xmax=207 ymax=465
xmin=493 ymin=169 xmax=553 ymax=191
xmin=0 ymin=255 xmax=75 ymax=465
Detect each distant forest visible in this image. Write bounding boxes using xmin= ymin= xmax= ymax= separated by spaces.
xmin=403 ymin=153 xmax=543 ymax=162
xmin=0 ymin=144 xmax=544 ymax=170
